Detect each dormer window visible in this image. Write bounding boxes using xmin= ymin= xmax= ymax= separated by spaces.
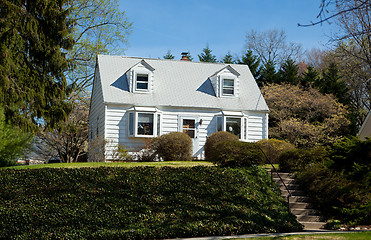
xmin=126 ymin=60 xmax=155 ymax=93
xmin=222 ymin=79 xmax=235 ymax=96
xmin=136 ymin=73 xmax=149 ymax=91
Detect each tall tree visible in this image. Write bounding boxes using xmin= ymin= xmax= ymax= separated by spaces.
xmin=198 ymin=45 xmax=217 ymax=63
xmin=300 ymin=65 xmax=319 ymax=90
xmin=163 ymin=50 xmax=175 ymax=59
xmin=258 ymin=60 xmax=278 ymax=86
xmin=221 ymin=51 xmax=235 ymax=64
xmin=278 ymin=58 xmax=299 ymax=85
xmin=66 ymin=0 xmax=132 ymax=96
xmin=245 ymin=29 xmax=303 ymax=66
xmin=0 ymin=0 xmax=74 ymax=131
xmin=238 ymin=49 xmax=261 ymax=79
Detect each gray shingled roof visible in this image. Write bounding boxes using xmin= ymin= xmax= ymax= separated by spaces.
xmin=97 ymin=55 xmax=269 ymax=112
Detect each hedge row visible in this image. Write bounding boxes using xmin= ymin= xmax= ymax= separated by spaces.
xmin=0 ymin=166 xmax=302 ymax=239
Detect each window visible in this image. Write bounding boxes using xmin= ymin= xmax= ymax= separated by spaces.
xmin=182 ymin=119 xmax=196 ymax=138
xmin=226 ymin=117 xmax=241 ymax=138
xmin=222 ymin=78 xmax=234 ymax=96
xmin=137 ymin=113 xmax=153 ymax=135
xmin=216 ymin=115 xmax=246 ymax=139
xmin=136 ymin=73 xmax=149 ymax=91
xmin=128 ymin=111 xmax=160 ymax=137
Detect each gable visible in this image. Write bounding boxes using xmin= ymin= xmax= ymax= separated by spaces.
xmin=96 ymin=55 xmax=269 ymax=112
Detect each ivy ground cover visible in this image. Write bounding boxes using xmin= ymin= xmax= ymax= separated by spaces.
xmin=0 ymin=166 xmax=302 ymax=239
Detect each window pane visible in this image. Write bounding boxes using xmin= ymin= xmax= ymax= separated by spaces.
xmin=136 ymin=82 xmax=148 ymax=90
xmin=137 ymin=74 xmax=148 ymax=82
xmin=183 ymin=119 xmax=195 ymax=128
xmin=183 ymin=129 xmax=195 ymax=138
xmin=138 ymin=113 xmax=153 ymax=135
xmin=157 ymin=114 xmax=161 ymax=136
xmin=223 ymin=88 xmax=234 ymax=95
xmin=217 ymin=117 xmax=223 ymax=132
xmin=223 ymin=79 xmax=234 ymax=87
xmin=129 ymin=112 xmax=134 ymax=136
xmin=226 ymin=117 xmax=241 ymax=138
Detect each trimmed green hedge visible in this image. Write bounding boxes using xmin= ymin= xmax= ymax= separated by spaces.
xmin=0 ymin=166 xmax=302 ymax=239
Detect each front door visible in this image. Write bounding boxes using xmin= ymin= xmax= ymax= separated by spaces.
xmin=181 ymin=117 xmax=199 ymax=155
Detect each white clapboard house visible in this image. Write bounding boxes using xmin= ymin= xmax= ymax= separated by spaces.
xmin=89 ymin=54 xmax=269 ymax=160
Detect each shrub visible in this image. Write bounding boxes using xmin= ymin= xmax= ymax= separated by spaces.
xmin=257 ymin=139 xmax=295 ymax=164
xmin=278 ymin=147 xmax=328 ymax=172
xmin=204 ymin=131 xmax=238 ymax=161
xmin=152 ymin=132 xmax=192 ymax=161
xmin=211 ymin=140 xmax=264 ymax=167
xmin=112 ymin=144 xmax=133 ymax=162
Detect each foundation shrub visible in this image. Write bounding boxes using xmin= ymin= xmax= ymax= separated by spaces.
xmin=257 ymin=139 xmax=295 ymax=164
xmin=211 ymin=140 xmax=264 ymax=167
xmin=152 ymin=132 xmax=192 ymax=161
xmin=204 ymin=131 xmax=238 ymax=161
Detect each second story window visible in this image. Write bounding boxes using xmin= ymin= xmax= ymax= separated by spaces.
xmin=222 ymin=79 xmax=234 ymax=96
xmin=136 ymin=73 xmax=149 ymax=91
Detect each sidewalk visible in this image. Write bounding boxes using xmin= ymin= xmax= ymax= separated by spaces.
xmin=173 ymin=230 xmax=364 ymax=240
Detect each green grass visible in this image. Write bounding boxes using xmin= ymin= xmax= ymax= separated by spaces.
xmin=3 ymin=160 xmax=213 ymax=169
xmin=236 ymin=231 xmax=371 ymax=239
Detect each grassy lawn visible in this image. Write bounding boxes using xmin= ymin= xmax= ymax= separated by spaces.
xmin=4 ymin=160 xmax=213 ymax=169
xmin=236 ymin=231 xmax=371 ymax=240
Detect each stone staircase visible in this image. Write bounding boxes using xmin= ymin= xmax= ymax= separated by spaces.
xmin=271 ymin=172 xmax=327 ymax=230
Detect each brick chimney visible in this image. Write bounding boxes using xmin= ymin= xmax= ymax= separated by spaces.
xmin=180 ymin=52 xmax=190 ymax=61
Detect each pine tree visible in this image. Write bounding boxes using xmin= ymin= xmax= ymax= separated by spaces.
xmin=278 ymin=58 xmax=299 ymax=85
xmin=238 ymin=49 xmax=261 ymax=79
xmin=300 ymin=65 xmax=318 ymax=90
xmin=221 ymin=51 xmax=234 ymax=64
xmin=258 ymin=60 xmax=277 ymax=86
xmin=163 ymin=50 xmax=175 ymax=59
xmin=198 ymin=45 xmax=217 ymax=63
xmin=0 ymin=0 xmax=74 ymax=131
xmin=316 ymin=62 xmax=350 ymax=104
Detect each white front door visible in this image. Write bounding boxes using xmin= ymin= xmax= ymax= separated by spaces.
xmin=181 ymin=117 xmax=199 ymax=155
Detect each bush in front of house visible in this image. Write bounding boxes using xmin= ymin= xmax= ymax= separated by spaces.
xmin=152 ymin=132 xmax=192 ymax=161
xmin=211 ymin=140 xmax=264 ymax=167
xmin=204 ymin=131 xmax=239 ymax=162
xmin=0 ymin=166 xmax=302 ymax=239
xmin=257 ymin=139 xmax=295 ymax=164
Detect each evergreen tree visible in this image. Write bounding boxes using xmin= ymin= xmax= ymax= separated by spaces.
xmin=238 ymin=49 xmax=261 ymax=79
xmin=300 ymin=65 xmax=318 ymax=90
xmin=0 ymin=0 xmax=74 ymax=131
xmin=198 ymin=45 xmax=217 ymax=63
xmin=221 ymin=51 xmax=235 ymax=64
xmin=316 ymin=62 xmax=350 ymax=105
xmin=163 ymin=50 xmax=175 ymax=59
xmin=258 ymin=60 xmax=277 ymax=86
xmin=278 ymin=58 xmax=299 ymax=85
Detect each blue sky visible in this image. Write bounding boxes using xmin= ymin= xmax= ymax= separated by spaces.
xmin=119 ymin=0 xmax=337 ymax=60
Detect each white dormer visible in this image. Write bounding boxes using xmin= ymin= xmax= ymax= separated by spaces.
xmin=126 ymin=60 xmax=155 ymax=93
xmin=210 ymin=65 xmax=240 ymax=98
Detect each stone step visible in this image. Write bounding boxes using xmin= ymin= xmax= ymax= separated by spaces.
xmin=289 ymin=195 xmax=311 ymax=202
xmin=289 ymin=202 xmax=313 ymax=209
xmin=271 ymin=172 xmax=293 ymax=179
xmin=272 ymin=177 xmax=296 ymax=185
xmin=296 ymin=214 xmax=324 ymax=222
xmin=281 ymin=189 xmax=306 ymax=197
xmin=291 ymin=208 xmax=320 ymax=216
xmin=279 ymin=184 xmax=301 ymax=191
xmin=300 ymin=221 xmax=327 ymax=230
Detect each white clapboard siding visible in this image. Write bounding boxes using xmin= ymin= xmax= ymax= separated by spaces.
xmin=89 ymin=68 xmax=105 ymax=143
xmin=247 ymin=112 xmax=268 ymax=141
